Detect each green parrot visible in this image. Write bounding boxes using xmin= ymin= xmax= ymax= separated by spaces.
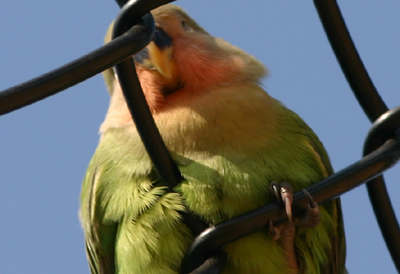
xmin=80 ymin=4 xmax=346 ymax=274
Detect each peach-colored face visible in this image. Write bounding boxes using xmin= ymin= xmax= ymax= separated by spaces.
xmin=135 ymin=6 xmax=250 ymax=113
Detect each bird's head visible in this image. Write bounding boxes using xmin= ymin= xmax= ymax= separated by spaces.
xmin=103 ymin=4 xmax=267 ymax=117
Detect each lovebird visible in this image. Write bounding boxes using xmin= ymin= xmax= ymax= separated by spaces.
xmin=80 ymin=4 xmax=346 ymax=274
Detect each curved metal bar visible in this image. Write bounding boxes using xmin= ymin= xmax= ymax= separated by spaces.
xmin=313 ymin=0 xmax=388 ymax=121
xmin=111 ymin=0 xmax=181 ymax=196
xmin=363 ymin=107 xmax=400 ymax=271
xmin=313 ymin=1 xmax=400 ymax=271
xmin=110 ymin=2 xmax=216 ymax=273
xmin=182 ymin=132 xmax=400 ymax=273
xmin=112 ymin=0 xmax=175 ymax=38
xmin=0 ymin=18 xmax=154 ymax=116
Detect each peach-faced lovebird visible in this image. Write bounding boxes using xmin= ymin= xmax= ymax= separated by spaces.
xmin=80 ymin=4 xmax=346 ymax=274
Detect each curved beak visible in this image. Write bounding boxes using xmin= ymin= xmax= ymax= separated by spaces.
xmin=134 ymin=27 xmax=175 ymax=79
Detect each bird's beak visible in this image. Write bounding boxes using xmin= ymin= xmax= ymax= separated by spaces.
xmin=134 ymin=27 xmax=175 ymax=79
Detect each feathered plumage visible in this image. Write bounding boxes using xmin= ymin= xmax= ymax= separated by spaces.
xmin=80 ymin=4 xmax=346 ymax=274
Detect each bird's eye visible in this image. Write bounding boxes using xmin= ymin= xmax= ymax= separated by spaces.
xmin=181 ymin=20 xmax=193 ymax=32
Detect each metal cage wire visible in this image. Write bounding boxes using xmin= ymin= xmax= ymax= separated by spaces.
xmin=0 ymin=0 xmax=399 ymax=273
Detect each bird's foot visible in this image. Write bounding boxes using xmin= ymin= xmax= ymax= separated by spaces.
xmin=270 ymin=182 xmax=320 ymax=228
xmin=269 ymin=182 xmax=321 ymax=273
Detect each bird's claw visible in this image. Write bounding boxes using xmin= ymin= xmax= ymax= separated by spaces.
xmin=270 ymin=182 xmax=320 ymax=228
xmin=270 ymin=181 xmax=294 ymax=222
xmin=268 ymin=219 xmax=282 ymax=241
xmin=294 ymin=189 xmax=320 ymax=228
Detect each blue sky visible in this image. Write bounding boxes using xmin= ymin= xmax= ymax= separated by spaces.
xmin=1 ymin=1 xmax=399 ymax=273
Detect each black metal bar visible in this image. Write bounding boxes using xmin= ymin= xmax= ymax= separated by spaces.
xmin=112 ymin=0 xmax=181 ymax=198
xmin=313 ymin=1 xmax=400 ymax=271
xmin=313 ymin=0 xmax=388 ymax=121
xmin=112 ymin=2 xmax=224 ymax=273
xmin=363 ymin=107 xmax=400 ymax=271
xmin=113 ymin=48 xmax=185 ymax=190
xmin=111 ymin=2 xmax=215 ymax=273
xmin=113 ymin=0 xmax=175 ymax=37
xmin=0 ymin=17 xmax=154 ymax=116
